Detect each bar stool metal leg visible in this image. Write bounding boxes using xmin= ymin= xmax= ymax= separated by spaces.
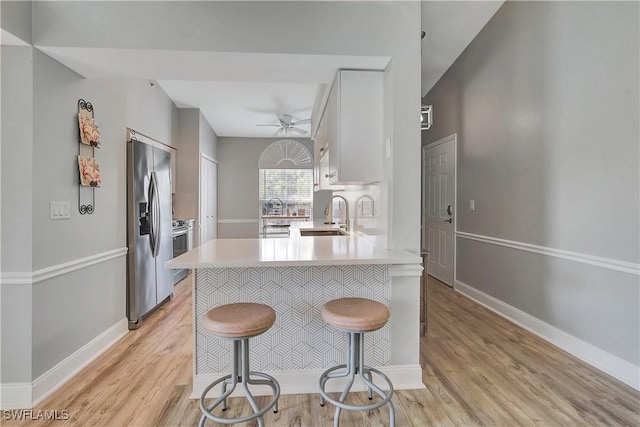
xmin=359 ymin=336 xmax=373 ymax=400
xmin=199 ymin=337 xmax=280 ymax=426
xmin=319 ymin=332 xmax=395 ymax=427
xmin=220 ymin=340 xmax=239 ymax=411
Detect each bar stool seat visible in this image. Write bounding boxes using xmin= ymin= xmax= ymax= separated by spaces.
xmin=319 ymin=297 xmax=395 ymax=427
xmin=322 ymin=298 xmax=389 ymax=332
xmin=199 ymin=303 xmax=280 ymax=427
xmin=203 ymin=302 xmax=276 ymax=338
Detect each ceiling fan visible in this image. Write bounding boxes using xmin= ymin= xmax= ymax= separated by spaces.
xmin=256 ymin=114 xmax=311 ymax=136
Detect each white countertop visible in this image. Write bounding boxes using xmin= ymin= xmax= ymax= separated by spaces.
xmin=166 ymin=224 xmax=421 ymax=269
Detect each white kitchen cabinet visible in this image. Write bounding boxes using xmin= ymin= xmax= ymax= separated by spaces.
xmin=313 ymin=114 xmax=344 ymax=191
xmin=318 ymin=151 xmax=331 ymax=190
xmin=325 ymin=69 xmax=384 ymax=185
xmin=313 ymin=118 xmax=325 ymax=191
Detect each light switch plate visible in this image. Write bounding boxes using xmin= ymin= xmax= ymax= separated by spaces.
xmin=50 ymin=201 xmax=71 ymax=219
xmin=385 ymin=138 xmax=392 ymax=159
xmin=469 ymin=200 xmax=475 ymax=211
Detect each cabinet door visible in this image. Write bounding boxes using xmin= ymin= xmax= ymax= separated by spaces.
xmin=200 ymin=156 xmax=217 ymax=244
xmin=327 ymin=79 xmax=340 ymax=185
xmin=313 ymin=117 xmax=327 ymax=191
xmin=318 ymin=151 xmax=331 ymax=190
xmin=337 ymin=70 xmax=383 ymax=184
xmin=321 ymin=70 xmax=383 ymax=185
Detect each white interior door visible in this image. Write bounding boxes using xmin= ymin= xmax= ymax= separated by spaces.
xmin=423 ymin=135 xmax=456 ymax=286
xmin=200 ymin=155 xmax=218 ymax=245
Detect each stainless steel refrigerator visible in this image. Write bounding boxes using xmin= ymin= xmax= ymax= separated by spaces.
xmin=126 ymin=129 xmax=173 ymax=330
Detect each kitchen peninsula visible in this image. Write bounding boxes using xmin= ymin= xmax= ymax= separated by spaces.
xmin=166 ymin=226 xmax=424 ymax=397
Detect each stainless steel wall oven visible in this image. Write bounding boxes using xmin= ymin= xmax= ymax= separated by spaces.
xmin=172 ymin=220 xmax=190 ymax=284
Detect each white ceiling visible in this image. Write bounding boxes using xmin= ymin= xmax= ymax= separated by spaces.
xmin=158 ymin=81 xmax=321 ymax=138
xmin=21 ymin=2 xmax=504 ymax=138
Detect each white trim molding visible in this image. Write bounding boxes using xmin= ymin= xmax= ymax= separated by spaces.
xmin=0 ymin=272 xmax=32 ymax=285
xmin=0 ymin=318 xmax=129 ymax=410
xmin=192 ymin=364 xmax=424 ymax=399
xmin=388 ymin=264 xmax=423 ymax=277
xmin=455 ymin=280 xmax=640 ymax=391
xmin=456 ymin=231 xmax=639 ymax=275
xmin=0 ymin=248 xmax=128 ymax=286
xmin=32 ymin=318 xmax=129 ymax=406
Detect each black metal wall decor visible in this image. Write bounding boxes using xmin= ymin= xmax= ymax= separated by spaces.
xmin=77 ymin=99 xmax=101 ymax=214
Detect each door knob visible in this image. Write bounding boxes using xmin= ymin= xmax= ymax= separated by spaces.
xmin=443 ymin=218 xmax=452 ymax=223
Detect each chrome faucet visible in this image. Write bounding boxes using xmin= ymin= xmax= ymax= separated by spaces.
xmin=324 ymin=195 xmax=350 ymax=232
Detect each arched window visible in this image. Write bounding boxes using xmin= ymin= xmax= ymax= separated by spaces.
xmin=258 ymin=140 xmax=313 ymax=235
xmin=259 ymin=139 xmax=312 ymax=169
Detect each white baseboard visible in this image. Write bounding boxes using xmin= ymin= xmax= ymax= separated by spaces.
xmin=0 ymin=317 xmax=129 ymax=410
xmin=454 ymin=280 xmax=640 ymax=391
xmin=0 ymin=383 xmax=32 ymax=410
xmin=31 ymin=317 xmax=129 ymax=407
xmin=191 ymin=364 xmax=424 ymax=399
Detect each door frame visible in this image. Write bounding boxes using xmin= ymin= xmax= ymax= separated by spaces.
xmin=199 ymin=152 xmax=218 ymax=245
xmin=422 ymin=133 xmax=457 ymax=287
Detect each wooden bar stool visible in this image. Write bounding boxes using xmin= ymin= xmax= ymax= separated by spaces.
xmin=198 ymin=303 xmax=280 ymax=427
xmin=318 ymin=297 xmax=395 ymax=427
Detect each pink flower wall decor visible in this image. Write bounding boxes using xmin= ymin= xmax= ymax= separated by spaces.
xmin=78 ymin=113 xmax=101 ymax=147
xmin=78 ymin=155 xmax=102 ymax=187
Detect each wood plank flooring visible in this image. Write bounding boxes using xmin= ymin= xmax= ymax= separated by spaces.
xmin=5 ymin=276 xmax=638 ymax=426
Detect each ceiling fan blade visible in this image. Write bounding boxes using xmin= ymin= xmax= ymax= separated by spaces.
xmin=256 ymin=124 xmax=281 ymax=127
xmin=274 ymin=128 xmax=286 ymax=136
xmin=291 ymin=127 xmax=308 ymax=134
xmin=292 ymin=118 xmax=311 ymax=125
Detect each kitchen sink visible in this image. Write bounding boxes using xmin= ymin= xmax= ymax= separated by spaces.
xmin=299 ymin=228 xmax=347 ymax=236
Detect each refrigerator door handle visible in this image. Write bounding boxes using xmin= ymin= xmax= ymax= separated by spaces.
xmin=148 ymin=172 xmax=157 ymax=256
xmin=152 ymin=171 xmax=161 ymax=257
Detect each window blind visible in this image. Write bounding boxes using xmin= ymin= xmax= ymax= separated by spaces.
xmin=259 ymin=169 xmax=314 ymax=219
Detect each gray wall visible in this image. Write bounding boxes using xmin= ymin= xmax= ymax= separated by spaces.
xmin=32 ymin=51 xmax=128 ymax=269
xmin=173 ymin=109 xmax=219 ymax=244
xmin=1 ymin=47 xmax=34 ymax=273
xmin=126 ymin=80 xmax=178 ymax=146
xmin=199 ymin=111 xmax=218 ymax=160
xmin=1 ymin=46 xmax=35 ymax=384
xmin=174 ymin=108 xmax=200 ymax=222
xmin=1 ymin=46 xmax=181 ymax=382
xmin=423 ymin=1 xmax=639 ymax=365
xmin=1 ymin=1 xmax=32 ymax=44
xmin=217 ymin=137 xmax=313 ymax=238
xmin=30 ymin=50 xmax=129 ymax=378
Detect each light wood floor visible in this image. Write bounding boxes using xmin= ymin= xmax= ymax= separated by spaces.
xmin=6 ymin=276 xmax=639 ymax=426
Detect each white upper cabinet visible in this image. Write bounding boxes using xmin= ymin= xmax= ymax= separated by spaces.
xmin=322 ymin=69 xmax=384 ymax=185
xmin=313 ymin=109 xmax=344 ymax=191
xmin=313 ymin=69 xmax=384 ymax=190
